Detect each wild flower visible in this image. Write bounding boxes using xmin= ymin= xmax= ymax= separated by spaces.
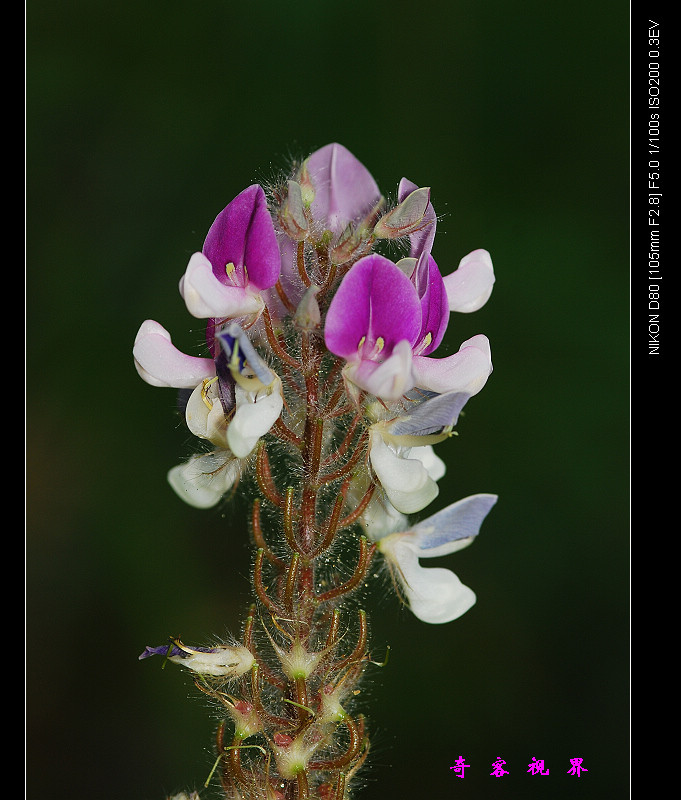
xmin=135 ymin=142 xmax=497 ymax=799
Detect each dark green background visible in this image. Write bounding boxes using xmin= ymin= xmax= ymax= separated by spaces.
xmin=27 ymin=1 xmax=629 ymax=798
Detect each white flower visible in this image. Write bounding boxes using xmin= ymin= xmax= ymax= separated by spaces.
xmin=140 ymin=639 xmax=255 ymax=678
xmin=167 ymin=450 xmax=239 ymax=509
xmin=227 ymin=379 xmax=284 ymax=458
xmin=368 ymin=429 xmax=445 ymax=514
xmin=184 ymin=377 xmax=229 ymax=448
xmin=215 ymin=324 xmax=285 ymax=458
xmin=377 ymin=494 xmax=497 ymax=623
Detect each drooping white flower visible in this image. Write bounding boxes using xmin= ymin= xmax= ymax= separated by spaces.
xmin=377 ymin=494 xmax=497 ymax=623
xmin=139 ymin=639 xmax=255 ymax=678
xmin=167 ymin=450 xmax=240 ymax=509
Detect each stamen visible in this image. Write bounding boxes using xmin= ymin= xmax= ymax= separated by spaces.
xmin=201 ymin=376 xmax=219 ymax=410
xmin=375 ymin=336 xmax=385 ymax=353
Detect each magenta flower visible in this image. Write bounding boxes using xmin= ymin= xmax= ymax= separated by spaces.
xmin=324 ymin=254 xmax=492 ymax=401
xmin=324 ymin=254 xmax=423 ymax=401
xmin=179 ymin=184 xmax=281 ymax=322
xmin=271 ymin=143 xmax=384 ymax=316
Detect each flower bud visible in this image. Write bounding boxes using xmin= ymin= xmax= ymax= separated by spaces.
xmin=373 ymin=187 xmax=432 ymax=240
xmin=272 ymin=732 xmax=319 ymax=779
xmin=294 ymin=285 xmax=321 ymax=330
xmin=279 ymin=180 xmax=308 ymax=240
xmin=329 ymin=224 xmax=365 ymax=265
xmin=272 ymin=639 xmax=324 ymax=681
xmin=139 ymin=640 xmax=255 ymax=678
xmin=297 ymin=159 xmax=316 ymax=206
xmin=227 ymin=699 xmax=262 ymax=740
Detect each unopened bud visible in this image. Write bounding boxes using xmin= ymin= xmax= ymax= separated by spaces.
xmin=272 ymin=732 xmax=319 ymax=779
xmin=139 ymin=639 xmax=255 ymax=678
xmin=294 ymin=285 xmax=321 ymax=330
xmin=373 ymin=187 xmax=432 ymax=239
xmin=274 ymin=639 xmax=324 ymax=681
xmin=297 ymin=160 xmax=316 ymax=206
xmin=228 ymin=699 xmax=262 ymax=739
xmin=279 ymin=180 xmax=308 ymax=240
xmin=330 ymin=224 xmax=367 ymax=265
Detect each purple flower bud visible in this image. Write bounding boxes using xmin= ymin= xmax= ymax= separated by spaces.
xmin=302 ymin=143 xmax=382 ymax=234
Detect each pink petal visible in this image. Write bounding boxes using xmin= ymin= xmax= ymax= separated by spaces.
xmin=133 ymin=320 xmax=215 ymax=388
xmin=305 ymin=143 xmax=382 ymax=234
xmin=443 ymin=249 xmax=495 ymax=313
xmin=324 ymin=254 xmax=421 ymax=359
xmin=203 ymin=184 xmax=281 ymax=291
xmin=411 ymin=334 xmax=492 ymax=395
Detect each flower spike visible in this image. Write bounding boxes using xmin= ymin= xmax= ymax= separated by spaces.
xmin=133 ymin=143 xmax=498 ymax=795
